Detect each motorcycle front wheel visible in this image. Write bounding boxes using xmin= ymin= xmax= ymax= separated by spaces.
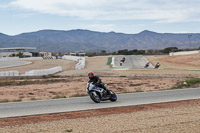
xmin=89 ymin=91 xmax=101 ymax=103
xmin=109 ymin=90 xmax=117 ymax=102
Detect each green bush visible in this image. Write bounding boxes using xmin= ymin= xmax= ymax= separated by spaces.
xmin=107 ymin=57 xmax=112 ymax=65
xmin=173 ymin=78 xmax=200 ymax=89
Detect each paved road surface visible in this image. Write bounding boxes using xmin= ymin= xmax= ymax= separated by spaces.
xmin=0 ymin=61 xmax=31 ymax=69
xmin=113 ymin=55 xmax=153 ymax=68
xmin=0 ymin=88 xmax=199 ymax=118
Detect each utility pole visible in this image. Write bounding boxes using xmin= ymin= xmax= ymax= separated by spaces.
xmin=38 ymin=38 xmax=41 ymax=57
xmin=188 ymin=35 xmax=192 ymax=49
xmin=38 ymin=39 xmax=40 ymax=52
xmin=156 ymin=42 xmax=159 ymax=50
xmin=56 ymin=43 xmax=60 ymax=55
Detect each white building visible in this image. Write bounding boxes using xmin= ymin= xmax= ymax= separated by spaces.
xmin=0 ymin=47 xmax=36 ymax=57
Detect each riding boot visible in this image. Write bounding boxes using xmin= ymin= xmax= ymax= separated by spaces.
xmin=106 ymin=90 xmax=111 ymax=95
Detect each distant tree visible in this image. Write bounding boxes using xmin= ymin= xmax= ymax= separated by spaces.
xmin=112 ymin=52 xmax=117 ymax=55
xmin=129 ymin=49 xmax=138 ymax=55
xmin=16 ymin=52 xmax=24 ymax=58
xmin=9 ymin=53 xmax=16 ymax=57
xmin=118 ymin=49 xmax=129 ymax=55
xmin=137 ymin=50 xmax=145 ymax=55
xmin=162 ymin=47 xmax=179 ymax=53
xmin=101 ymin=50 xmax=107 ymax=54
xmin=86 ymin=52 xmax=97 ymax=57
xmin=31 ymin=52 xmax=39 ymax=57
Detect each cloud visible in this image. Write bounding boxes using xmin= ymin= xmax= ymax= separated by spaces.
xmin=0 ymin=4 xmax=10 ymax=9
xmin=9 ymin=0 xmax=200 ymax=23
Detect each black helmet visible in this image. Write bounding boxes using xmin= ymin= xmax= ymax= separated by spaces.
xmin=88 ymin=72 xmax=94 ymax=79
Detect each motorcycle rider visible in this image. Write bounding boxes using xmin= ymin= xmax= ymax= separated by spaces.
xmin=155 ymin=62 xmax=160 ymax=69
xmin=144 ymin=62 xmax=150 ymax=68
xmin=88 ymin=72 xmax=107 ymax=91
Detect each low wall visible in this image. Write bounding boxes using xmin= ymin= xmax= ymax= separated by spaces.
xmin=169 ymin=50 xmax=200 ymax=56
xmin=0 ymin=57 xmax=19 ymax=61
xmin=25 ymin=66 xmax=62 ymax=76
xmin=62 ymin=55 xmax=85 ymax=70
xmin=0 ymin=66 xmax=62 ymax=76
xmin=75 ymin=58 xmax=85 ymax=70
xmin=111 ymin=57 xmax=115 ymax=67
xmin=0 ymin=71 xmax=19 ymax=76
xmin=0 ymin=57 xmax=56 ymax=61
xmin=19 ymin=57 xmax=44 ymax=60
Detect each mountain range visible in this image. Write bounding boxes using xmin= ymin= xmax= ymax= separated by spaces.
xmin=0 ymin=29 xmax=200 ymax=52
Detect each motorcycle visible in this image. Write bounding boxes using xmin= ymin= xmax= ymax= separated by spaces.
xmin=144 ymin=62 xmax=150 ymax=68
xmin=86 ymin=82 xmax=117 ymax=103
xmin=154 ymin=63 xmax=160 ymax=69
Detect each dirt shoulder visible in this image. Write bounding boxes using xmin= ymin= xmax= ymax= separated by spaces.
xmin=146 ymin=53 xmax=200 ymax=69
xmin=0 ymin=99 xmax=200 ymax=133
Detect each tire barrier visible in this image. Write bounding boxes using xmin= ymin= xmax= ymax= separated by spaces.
xmin=62 ymin=55 xmax=85 ymax=70
xmin=20 ymin=57 xmax=44 ymax=60
xmin=0 ymin=57 xmax=44 ymax=61
xmin=25 ymin=66 xmax=62 ymax=76
xmin=0 ymin=71 xmax=19 ymax=76
xmin=43 ymin=56 xmax=55 ymax=60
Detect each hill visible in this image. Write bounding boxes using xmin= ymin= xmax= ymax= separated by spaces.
xmin=0 ymin=29 xmax=199 ymax=52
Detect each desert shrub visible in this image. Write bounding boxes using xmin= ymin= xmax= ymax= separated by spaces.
xmin=52 ymin=95 xmax=66 ymax=99
xmin=0 ymin=99 xmax=9 ymax=103
xmin=173 ymin=78 xmax=200 ymax=89
xmin=70 ymin=93 xmax=87 ymax=97
xmin=135 ymin=88 xmax=144 ymax=92
xmin=12 ymin=99 xmax=22 ymax=102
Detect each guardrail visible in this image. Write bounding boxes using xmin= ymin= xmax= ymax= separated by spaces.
xmin=25 ymin=66 xmax=62 ymax=76
xmin=169 ymin=50 xmax=200 ymax=56
xmin=0 ymin=71 xmax=19 ymax=76
xmin=0 ymin=66 xmax=62 ymax=76
xmin=62 ymin=55 xmax=85 ymax=70
xmin=0 ymin=57 xmax=19 ymax=61
xmin=0 ymin=57 xmax=56 ymax=61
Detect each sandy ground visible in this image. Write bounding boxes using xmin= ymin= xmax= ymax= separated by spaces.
xmin=0 ymin=77 xmax=185 ymax=102
xmin=106 ymin=53 xmax=200 ymax=78
xmin=57 ymin=56 xmax=112 ymax=76
xmin=58 ymin=54 xmax=200 ymax=77
xmin=0 ymin=54 xmax=199 ymax=77
xmin=0 ymin=54 xmax=200 ymax=132
xmin=146 ymin=53 xmax=200 ymax=69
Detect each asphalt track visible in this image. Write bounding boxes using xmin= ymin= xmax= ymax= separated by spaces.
xmin=113 ymin=55 xmax=154 ymax=68
xmin=0 ymin=88 xmax=200 ymax=118
xmin=0 ymin=61 xmax=31 ymax=69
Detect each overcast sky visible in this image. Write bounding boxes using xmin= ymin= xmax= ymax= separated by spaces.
xmin=1 ymin=0 xmax=200 ymax=35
